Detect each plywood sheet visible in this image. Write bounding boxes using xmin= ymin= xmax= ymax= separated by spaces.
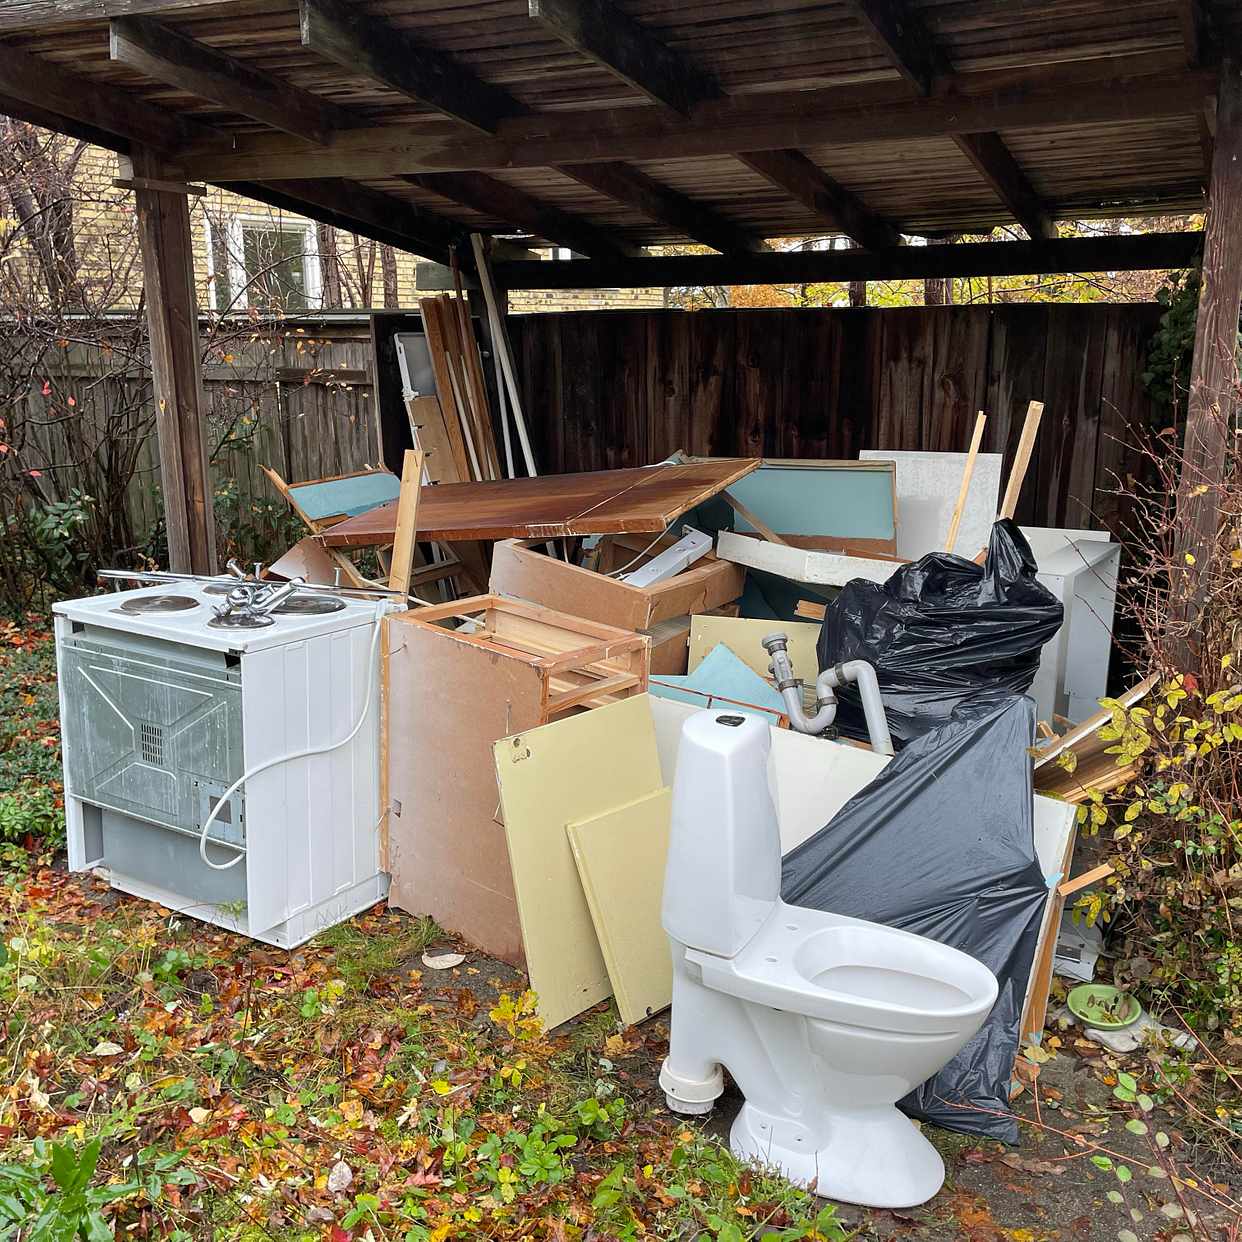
xmin=321 ymin=459 xmax=761 ymax=546
xmin=494 ymin=694 xmax=664 ymax=1030
xmin=861 ymin=449 xmax=1002 ymax=561
xmin=688 ymin=615 xmax=821 ymax=684
xmin=567 ymin=789 xmax=674 ymax=1026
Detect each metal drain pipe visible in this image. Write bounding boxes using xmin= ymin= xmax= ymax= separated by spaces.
xmin=761 ymin=633 xmax=895 ymax=756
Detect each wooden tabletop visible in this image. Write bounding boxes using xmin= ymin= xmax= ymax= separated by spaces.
xmin=318 ymin=459 xmax=761 ymax=546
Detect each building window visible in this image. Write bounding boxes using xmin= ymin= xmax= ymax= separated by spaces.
xmin=207 ymin=214 xmax=322 ymax=312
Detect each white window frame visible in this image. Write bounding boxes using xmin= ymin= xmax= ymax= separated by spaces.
xmin=219 ymin=213 xmax=323 ymax=312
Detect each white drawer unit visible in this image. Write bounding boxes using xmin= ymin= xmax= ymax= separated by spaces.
xmin=55 ymin=581 xmax=396 ymax=948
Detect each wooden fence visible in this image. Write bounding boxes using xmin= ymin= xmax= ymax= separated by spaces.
xmin=8 ymin=303 xmax=1163 ymax=551
xmin=509 ymin=302 xmax=1164 ymax=536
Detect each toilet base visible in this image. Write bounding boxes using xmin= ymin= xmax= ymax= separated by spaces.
xmin=729 ymin=1101 xmax=946 ymax=1209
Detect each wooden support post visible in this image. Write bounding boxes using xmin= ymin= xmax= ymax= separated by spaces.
xmin=1171 ymin=60 xmax=1242 ymax=659
xmin=131 ymin=147 xmax=216 ymax=573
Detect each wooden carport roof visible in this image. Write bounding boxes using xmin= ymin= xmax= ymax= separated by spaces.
xmin=0 ymin=0 xmax=1228 ymax=284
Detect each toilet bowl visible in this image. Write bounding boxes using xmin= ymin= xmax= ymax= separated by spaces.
xmin=659 ymin=710 xmax=998 ymax=1209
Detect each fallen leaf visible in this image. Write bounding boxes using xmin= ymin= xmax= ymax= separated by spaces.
xmin=91 ymin=1040 xmax=124 ymax=1056
xmin=422 ymin=951 xmax=466 ymax=970
xmin=327 ymin=1160 xmax=353 ymax=1193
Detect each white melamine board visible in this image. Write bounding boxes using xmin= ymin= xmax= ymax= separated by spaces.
xmin=494 ymin=694 xmax=664 ymax=1031
xmin=567 ymin=788 xmax=674 ymax=1026
xmin=649 ymin=696 xmax=888 ymax=855
xmin=716 ymin=530 xmax=896 ymax=587
xmin=861 ymin=449 xmax=1003 ymax=561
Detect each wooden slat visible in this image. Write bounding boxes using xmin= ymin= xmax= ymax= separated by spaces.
xmin=319 ymin=458 xmax=761 ymax=545
xmin=953 ymin=131 xmax=1056 ymax=241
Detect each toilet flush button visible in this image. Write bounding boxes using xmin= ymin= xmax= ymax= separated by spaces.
xmin=715 ymin=714 xmax=746 ymax=727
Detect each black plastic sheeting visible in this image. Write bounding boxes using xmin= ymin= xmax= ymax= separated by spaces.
xmin=817 ymin=521 xmax=1063 ymax=748
xmin=782 ymin=693 xmax=1048 ymax=1143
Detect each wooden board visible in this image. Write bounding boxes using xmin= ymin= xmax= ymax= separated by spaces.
xmin=494 ymin=694 xmax=665 ymax=1030
xmin=567 ymin=788 xmax=674 ymax=1027
xmin=688 ymin=615 xmax=821 ymax=685
xmin=319 ymin=459 xmax=761 ymax=546
xmin=716 ymin=531 xmax=900 ymax=587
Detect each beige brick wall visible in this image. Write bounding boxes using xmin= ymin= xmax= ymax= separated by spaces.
xmin=28 ymin=143 xmax=664 ymax=317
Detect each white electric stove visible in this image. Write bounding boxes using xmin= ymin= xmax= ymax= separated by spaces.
xmin=54 ymin=580 xmax=397 ymax=947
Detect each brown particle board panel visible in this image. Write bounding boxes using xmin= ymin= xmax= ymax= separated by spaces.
xmin=382 ymin=596 xmax=650 ymax=966
xmin=319 ymin=458 xmax=761 ymax=546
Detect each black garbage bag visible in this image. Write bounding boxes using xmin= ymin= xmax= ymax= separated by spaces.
xmin=782 ymin=692 xmax=1048 ymax=1143
xmin=817 ymin=519 xmax=1062 ymax=747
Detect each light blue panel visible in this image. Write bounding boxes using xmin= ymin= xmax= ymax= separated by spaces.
xmin=649 ymin=643 xmax=786 ymax=719
xmin=729 ymin=464 xmax=895 ymax=540
xmin=289 ymin=472 xmax=402 ymax=521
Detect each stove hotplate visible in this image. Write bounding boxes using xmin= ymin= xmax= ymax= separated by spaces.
xmin=273 ymin=595 xmax=346 ymax=615
xmin=115 ymin=594 xmax=200 ymax=615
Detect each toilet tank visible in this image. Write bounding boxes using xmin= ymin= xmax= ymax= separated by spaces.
xmin=662 ymin=710 xmax=781 ymax=958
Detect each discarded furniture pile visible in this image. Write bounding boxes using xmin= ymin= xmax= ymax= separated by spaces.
xmin=56 ymin=395 xmax=1144 ymax=1209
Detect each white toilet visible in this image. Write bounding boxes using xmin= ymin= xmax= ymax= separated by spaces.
xmin=659 ymin=710 xmax=998 ymax=1209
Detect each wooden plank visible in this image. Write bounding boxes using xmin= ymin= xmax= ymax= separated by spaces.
xmin=720 ymin=489 xmax=787 ymax=546
xmin=558 ymin=161 xmax=764 ymax=256
xmin=567 ymin=788 xmax=674 ymax=1026
xmin=839 ymin=0 xmax=946 ymax=94
xmin=953 ymin=131 xmax=1056 ymax=242
xmin=529 ymin=0 xmax=720 ymax=117
xmin=320 ymin=458 xmax=761 ymax=546
xmin=487 ymin=234 xmax=1205 ymax=291
xmin=1171 ymin=60 xmax=1242 ymax=655
xmin=421 ymin=297 xmax=483 ymax=480
xmin=406 ymin=394 xmax=467 ymax=485
xmin=388 ymin=450 xmax=424 ymax=598
xmin=999 ymin=400 xmax=1046 ymax=519
xmin=494 ymin=694 xmax=665 ymax=1029
xmin=132 ymin=147 xmax=215 ymax=573
xmin=298 ymin=0 xmax=522 ymax=134
xmin=944 ymin=413 xmax=987 ymax=554
xmin=109 ymin=15 xmax=352 ymax=145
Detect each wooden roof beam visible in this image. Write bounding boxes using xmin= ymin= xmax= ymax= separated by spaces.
xmin=0 ymin=37 xmax=211 ymax=152
xmin=182 ymin=66 xmax=1216 ymax=181
xmin=487 ymin=230 xmax=1203 ymax=289
xmin=527 ymin=0 xmax=895 ymax=249
xmin=841 ymin=0 xmax=1056 ymax=240
xmin=736 ymin=150 xmax=900 ymax=250
xmin=299 ymin=0 xmax=522 ymax=135
xmin=225 ymin=178 xmax=458 ymax=265
xmin=109 ymin=15 xmax=353 ymax=145
xmin=403 ymin=171 xmax=641 ymax=259
xmin=528 ymin=0 xmax=720 ymax=116
xmin=297 ymin=0 xmax=757 ymax=252
xmin=559 ymin=161 xmax=762 ymax=255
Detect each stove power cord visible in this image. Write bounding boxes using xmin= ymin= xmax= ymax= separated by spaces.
xmin=197 ymin=600 xmax=388 ymax=872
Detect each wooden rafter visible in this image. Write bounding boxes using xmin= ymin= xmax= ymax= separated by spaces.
xmin=295 ymin=0 xmax=760 ymax=252
xmin=182 ymin=66 xmax=1214 ymax=182
xmin=528 ymin=0 xmax=896 ymax=249
xmin=109 ymin=15 xmax=354 ymax=145
xmin=558 ymin=162 xmax=761 ymax=256
xmin=736 ymin=150 xmax=900 ymax=251
xmin=405 ymin=172 xmax=642 ymax=259
xmin=485 ymin=231 xmax=1203 ymax=290
xmin=841 ymin=0 xmax=1056 ymax=240
xmin=298 ymin=0 xmax=520 ymax=135
xmin=528 ymin=0 xmax=720 ymax=117
xmin=0 ymin=37 xmax=210 ymax=152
